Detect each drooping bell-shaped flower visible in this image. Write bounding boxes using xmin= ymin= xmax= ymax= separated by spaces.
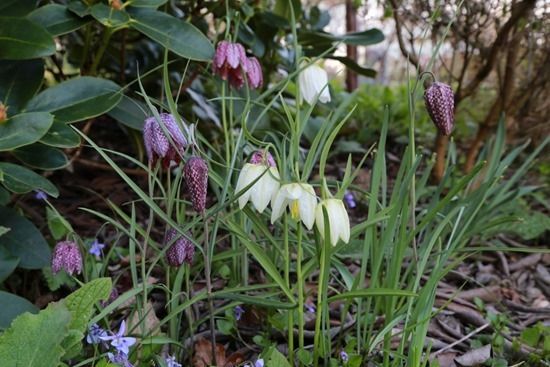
xmin=424 ymin=82 xmax=455 ymax=136
xmin=143 ymin=113 xmax=187 ymax=167
xmin=164 ymin=228 xmax=195 ymax=267
xmin=0 ymin=103 xmax=7 ymax=123
xmin=213 ymin=41 xmax=249 ymax=89
xmin=246 ymin=57 xmax=263 ymax=89
xmin=51 ymin=241 xmax=83 ymax=275
xmin=271 ymin=183 xmax=317 ymax=230
xmin=298 ymin=62 xmax=331 ymax=105
xmin=236 ymin=151 xmax=280 ymax=213
xmin=315 ymin=198 xmax=350 ymax=246
xmin=184 ymin=156 xmax=208 ymax=213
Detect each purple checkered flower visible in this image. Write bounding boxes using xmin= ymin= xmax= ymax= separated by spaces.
xmin=164 ymin=229 xmax=195 ymax=267
xmin=184 ymin=156 xmax=208 ymax=213
xmin=100 ymin=320 xmax=136 ymax=355
xmin=89 ymin=239 xmax=105 ymax=257
xmin=51 ymin=241 xmax=82 ymax=275
xmin=424 ymin=82 xmax=455 ymax=136
xmin=86 ymin=323 xmax=108 ymax=345
xmin=143 ymin=113 xmax=187 ymax=167
xmin=246 ymin=57 xmax=263 ymax=89
xmin=234 ymin=305 xmax=245 ymax=321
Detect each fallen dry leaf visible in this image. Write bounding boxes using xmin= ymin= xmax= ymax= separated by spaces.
xmin=192 ymin=338 xmax=227 ymax=367
xmin=454 ymin=344 xmax=491 ymax=366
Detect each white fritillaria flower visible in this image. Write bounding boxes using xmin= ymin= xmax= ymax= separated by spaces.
xmin=236 ymin=151 xmax=280 ymax=213
xmin=315 ymin=198 xmax=350 ymax=246
xmin=298 ymin=62 xmax=331 ymax=105
xmin=271 ymin=183 xmax=317 ymax=230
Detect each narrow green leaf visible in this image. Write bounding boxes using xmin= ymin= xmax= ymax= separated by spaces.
xmin=214 ymin=293 xmax=296 ymax=309
xmin=328 ymin=289 xmax=417 ymax=302
xmin=128 ymin=0 xmax=168 ymax=8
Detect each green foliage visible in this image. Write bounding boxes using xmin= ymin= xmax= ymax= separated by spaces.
xmin=0 ymin=301 xmax=71 ymax=367
xmin=0 ymin=291 xmax=38 ymax=329
xmin=0 ymin=113 xmax=54 ymax=151
xmin=0 ymin=17 xmax=55 ymax=60
xmin=0 ymin=278 xmax=112 ymax=364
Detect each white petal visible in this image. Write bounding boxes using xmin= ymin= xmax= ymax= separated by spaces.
xmin=298 ymin=184 xmax=317 ymax=230
xmin=326 ymin=200 xmax=343 ymax=246
xmin=336 ymin=201 xmax=351 ymax=244
xmin=315 ymin=204 xmax=326 ymax=236
xmin=270 ymin=189 xmax=288 ymax=224
xmin=279 ymin=183 xmax=303 ymax=200
xmin=251 ymin=168 xmax=280 ymax=213
xmin=236 ymin=164 xmax=253 ymax=209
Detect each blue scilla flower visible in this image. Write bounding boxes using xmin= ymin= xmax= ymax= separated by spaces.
xmin=100 ymin=320 xmax=136 ymax=355
xmin=89 ymin=239 xmax=105 ymax=257
xmin=107 ymin=351 xmax=134 ymax=367
xmin=165 ymin=355 xmax=182 ymax=367
xmin=86 ymin=323 xmax=107 ymax=345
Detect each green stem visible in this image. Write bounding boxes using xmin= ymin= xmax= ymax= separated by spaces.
xmin=89 ymin=28 xmax=114 ymax=76
xmin=313 ymin=237 xmax=328 ymax=367
xmin=284 ymin=215 xmax=294 ymax=364
xmin=202 ymin=215 xmax=217 ymax=365
xmin=297 ymin=225 xmax=305 ymax=359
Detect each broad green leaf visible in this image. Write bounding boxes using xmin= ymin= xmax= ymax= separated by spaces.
xmin=65 ymin=278 xmax=112 ymax=333
xmin=0 ymin=17 xmax=55 ymax=60
xmin=63 ymin=278 xmax=112 ymax=357
xmin=0 ymin=0 xmax=37 ymax=17
xmin=0 ymin=246 xmax=19 ymax=282
xmin=13 ymin=143 xmax=68 ymax=170
xmin=67 ymin=1 xmax=91 ymax=17
xmin=26 ymin=77 xmax=122 ymax=123
xmin=274 ymin=0 xmax=301 ymax=20
xmin=0 ymin=206 xmax=51 ymax=269
xmin=42 ymin=267 xmax=76 ymax=292
xmin=0 ymin=112 xmax=53 ymax=151
xmin=91 ymin=3 xmax=130 ymax=28
xmin=46 ymin=206 xmax=71 ymax=240
xmin=300 ymin=28 xmax=384 ymax=47
xmin=0 ymin=59 xmax=44 ymax=114
xmin=0 ymin=187 xmax=9 ymax=205
xmin=128 ymin=0 xmax=168 ymax=8
xmin=39 ymin=120 xmax=81 ymax=148
xmin=107 ymin=94 xmax=148 ymax=130
xmin=0 ymin=291 xmax=38 ymax=329
xmin=129 ymin=9 xmax=214 ymax=61
xmin=0 ymin=301 xmax=71 ymax=365
xmin=0 ymin=162 xmax=58 ymax=196
xmin=28 ymin=4 xmax=89 ymax=36
xmin=329 ymin=56 xmax=376 ymax=78
xmin=264 ymin=346 xmax=292 ymax=367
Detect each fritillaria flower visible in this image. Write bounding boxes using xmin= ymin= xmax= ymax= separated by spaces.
xmin=298 ymin=62 xmax=331 ymax=105
xmin=424 ymin=82 xmax=455 ymax=136
xmin=236 ymin=150 xmax=280 ymax=213
xmin=271 ymin=183 xmax=317 ymax=230
xmin=213 ymin=41 xmax=263 ymax=90
xmin=164 ymin=229 xmax=195 ymax=267
xmin=143 ymin=113 xmax=187 ymax=167
xmin=184 ymin=156 xmax=209 ymax=213
xmin=100 ymin=320 xmax=136 ymax=355
xmin=51 ymin=241 xmax=82 ymax=275
xmin=315 ymin=198 xmax=351 ymax=246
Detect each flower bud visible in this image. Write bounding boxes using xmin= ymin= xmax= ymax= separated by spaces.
xmin=51 ymin=241 xmax=83 ymax=275
xmin=0 ymin=103 xmax=8 ymax=123
xmin=246 ymin=57 xmax=263 ymax=89
xmin=164 ymin=229 xmax=195 ymax=267
xmin=184 ymin=156 xmax=208 ymax=213
xmin=143 ymin=113 xmax=187 ymax=167
xmin=298 ymin=62 xmax=331 ymax=105
xmin=424 ymin=82 xmax=455 ymax=136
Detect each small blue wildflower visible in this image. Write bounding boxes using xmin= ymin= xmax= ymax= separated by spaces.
xmin=86 ymin=323 xmax=107 ymax=344
xmin=255 ymin=359 xmax=264 ymax=367
xmin=89 ymin=239 xmax=105 ymax=257
xmin=165 ymin=355 xmax=182 ymax=367
xmin=34 ymin=190 xmax=48 ymax=201
xmin=305 ymin=303 xmax=316 ymax=314
xmin=100 ymin=320 xmax=137 ymax=355
xmin=340 ymin=351 xmax=349 ymax=362
xmin=343 ymin=191 xmax=356 ymax=209
xmin=234 ymin=305 xmax=245 ymax=321
xmin=107 ymin=351 xmax=134 ymax=367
